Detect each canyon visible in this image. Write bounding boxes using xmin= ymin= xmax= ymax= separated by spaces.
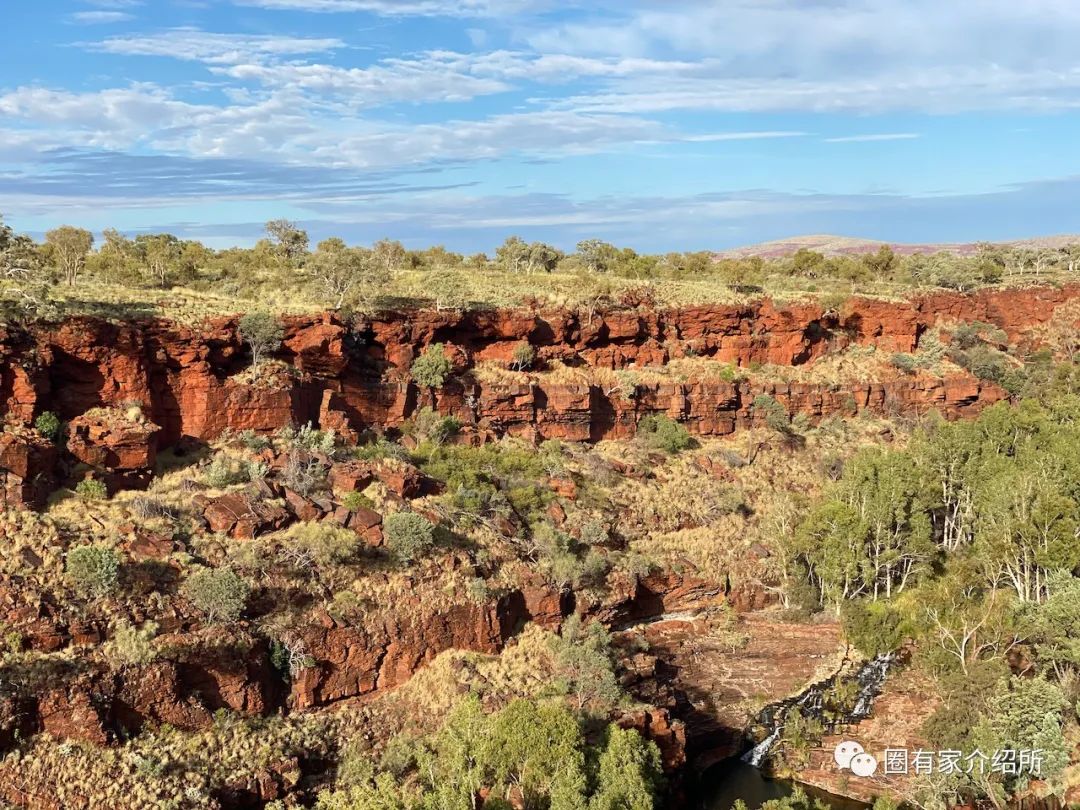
xmin=0 ymin=282 xmax=1077 ymax=808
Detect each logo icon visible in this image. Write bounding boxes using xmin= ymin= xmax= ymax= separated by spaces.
xmin=834 ymin=741 xmax=878 ymax=777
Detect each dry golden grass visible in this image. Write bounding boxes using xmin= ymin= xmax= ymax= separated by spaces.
xmin=0 ymin=711 xmax=338 ymax=809
xmin=7 ymin=265 xmax=1067 ymax=325
xmin=383 ymin=624 xmax=560 ymax=725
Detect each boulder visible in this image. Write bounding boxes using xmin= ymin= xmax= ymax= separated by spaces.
xmin=0 ymin=430 xmax=57 ymax=508
xmin=202 ymin=493 xmax=292 ymax=539
xmin=66 ymin=411 xmax=161 ymax=471
xmin=328 ymin=460 xmax=374 ymax=493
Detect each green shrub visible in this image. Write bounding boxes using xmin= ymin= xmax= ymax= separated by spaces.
xmin=953 ymin=321 xmax=1007 ymax=349
xmin=411 ymin=343 xmax=453 ymax=388
xmin=75 ymin=477 xmax=108 ymax=502
xmin=281 ymin=422 xmax=337 ymax=454
xmin=34 ymin=411 xmax=62 ymax=441
xmin=408 ymin=407 xmax=461 ymax=445
xmin=66 ymin=543 xmax=121 ymax=596
xmin=340 ymin=490 xmax=375 ymax=511
xmin=203 ymin=455 xmax=247 ymax=488
xmin=237 ymin=429 xmax=271 ymax=451
xmin=417 ymin=441 xmax=554 ymax=520
xmin=354 ymin=437 xmax=409 ymax=462
xmin=465 ymin=577 xmax=491 ymax=605
xmin=752 ymin=395 xmax=790 ymax=432
xmin=383 ymin=512 xmax=436 ymax=563
xmin=245 ymin=459 xmax=270 ymax=482
xmin=636 ymin=414 xmax=693 ymax=453
xmin=890 ymin=352 xmax=917 ymax=373
xmin=181 ymin=567 xmax=251 ymax=623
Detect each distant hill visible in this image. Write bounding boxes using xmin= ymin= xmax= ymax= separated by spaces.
xmin=717 ymin=234 xmax=1080 ymax=259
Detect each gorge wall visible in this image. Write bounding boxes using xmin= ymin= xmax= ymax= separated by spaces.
xmin=3 ymin=284 xmax=1074 ymax=465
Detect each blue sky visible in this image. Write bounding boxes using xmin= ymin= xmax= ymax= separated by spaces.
xmin=2 ymin=0 xmax=1080 ymax=252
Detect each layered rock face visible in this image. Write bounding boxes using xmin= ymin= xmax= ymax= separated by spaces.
xmin=2 ymin=285 xmax=1072 ymax=469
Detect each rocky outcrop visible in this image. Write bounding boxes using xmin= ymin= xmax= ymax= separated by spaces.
xmin=65 ymin=411 xmax=161 ymax=491
xmin=0 ymin=430 xmax=57 ymax=509
xmin=0 ymin=285 xmax=1072 ymax=506
xmin=290 ymin=595 xmax=520 ymax=709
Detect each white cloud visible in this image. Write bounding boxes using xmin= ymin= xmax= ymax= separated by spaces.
xmin=684 ymin=131 xmax=807 ymax=143
xmin=212 ymin=57 xmax=511 ymax=105
xmin=0 ymin=85 xmax=200 ymax=149
xmin=232 ymin=0 xmax=564 ymax=16
xmin=70 ymin=11 xmax=135 ymax=23
xmin=825 ymin=133 xmax=922 ymax=143
xmin=310 ymin=110 xmax=664 ymax=169
xmin=551 ymin=65 xmax=1080 ymax=115
xmin=91 ymin=28 xmax=343 ymax=64
xmin=526 ymin=0 xmax=1080 ymax=113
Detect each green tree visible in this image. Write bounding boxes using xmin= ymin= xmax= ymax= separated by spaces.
xmin=590 ymin=726 xmax=662 ymax=810
xmin=790 ymin=248 xmax=826 ymax=277
xmin=551 ymin=615 xmax=623 ymax=711
xmin=265 ymin=219 xmax=309 ymax=266
xmin=134 ymin=233 xmax=183 ymax=288
xmin=576 ymin=239 xmax=617 ymax=274
xmin=496 ymin=237 xmax=561 ymax=275
xmin=414 ymin=695 xmax=487 ymax=810
xmin=0 ymin=216 xmax=42 ymax=279
xmin=238 ymin=311 xmax=284 ymax=370
xmin=973 ymin=463 xmax=1078 ymax=603
xmin=427 ymin=270 xmax=470 ymax=312
xmin=372 ymin=238 xmax=407 ymax=274
xmin=841 ymin=599 xmax=907 ymax=656
xmin=1021 ymin=572 xmax=1080 ymax=678
xmin=795 ymin=449 xmax=933 ymax=607
xmin=983 ymin=677 xmax=1070 ymax=790
xmin=308 ymin=238 xmax=387 ymax=309
xmin=484 ymin=699 xmax=588 ymax=810
xmin=89 ymin=228 xmax=137 ymax=283
xmin=921 ymin=576 xmax=1019 ymax=675
xmin=861 ymin=245 xmax=899 ymax=278
xmin=314 ymin=774 xmax=410 ymax=810
xmin=45 ymin=225 xmax=94 ymax=286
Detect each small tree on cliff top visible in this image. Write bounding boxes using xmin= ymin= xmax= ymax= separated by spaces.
xmin=238 ymin=311 xmax=283 ymax=370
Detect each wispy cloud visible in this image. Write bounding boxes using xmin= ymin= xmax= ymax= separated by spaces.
xmin=825 ymin=133 xmax=922 ymax=143
xmin=90 ymin=28 xmax=343 ymax=64
xmin=684 ymin=131 xmax=807 ymax=143
xmin=69 ymin=10 xmax=134 ymax=23
xmin=232 ymin=0 xmax=562 ymax=16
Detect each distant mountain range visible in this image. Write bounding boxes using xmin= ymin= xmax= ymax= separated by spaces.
xmin=716 ymin=234 xmax=1080 ymax=259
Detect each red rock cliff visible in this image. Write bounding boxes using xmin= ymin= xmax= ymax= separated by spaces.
xmin=0 ymin=284 xmax=1073 ymax=459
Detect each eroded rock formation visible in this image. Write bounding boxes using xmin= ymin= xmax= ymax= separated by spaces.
xmin=2 ymin=285 xmax=1071 ymax=480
